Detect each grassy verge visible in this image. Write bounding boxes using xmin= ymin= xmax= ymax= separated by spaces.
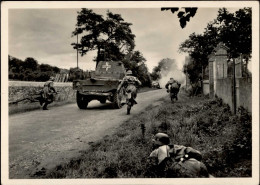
xmin=38 ymin=91 xmax=251 ymax=178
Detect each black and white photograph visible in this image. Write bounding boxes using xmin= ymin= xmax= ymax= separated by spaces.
xmin=1 ymin=1 xmax=259 ymax=185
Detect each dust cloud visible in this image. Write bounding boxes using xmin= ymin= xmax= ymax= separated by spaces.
xmin=158 ymin=58 xmax=186 ymax=88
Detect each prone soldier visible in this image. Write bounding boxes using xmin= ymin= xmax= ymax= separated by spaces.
xmin=147 ymin=133 xmax=209 ymax=178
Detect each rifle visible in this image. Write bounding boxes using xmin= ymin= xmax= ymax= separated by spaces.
xmin=9 ymin=91 xmax=60 ymax=105
xmin=9 ymin=91 xmax=43 ymax=105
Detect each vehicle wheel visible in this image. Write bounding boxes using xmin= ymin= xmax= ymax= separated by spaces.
xmin=112 ymin=90 xmax=123 ymax=109
xmin=100 ymin=99 xmax=106 ymax=104
xmin=76 ymin=91 xmax=88 ymax=109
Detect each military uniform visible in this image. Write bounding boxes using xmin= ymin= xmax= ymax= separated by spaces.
xmin=148 ymin=133 xmax=209 ymax=178
xmin=123 ymin=75 xmax=141 ymax=99
xmin=165 ymin=78 xmax=181 ymax=100
xmin=41 ymin=77 xmax=57 ymax=110
xmin=122 ymin=71 xmax=141 ymax=101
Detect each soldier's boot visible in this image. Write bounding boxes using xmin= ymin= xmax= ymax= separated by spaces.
xmin=127 ymin=105 xmax=131 ymax=115
xmin=42 ymin=103 xmax=48 ymax=110
xmin=39 ymin=98 xmax=44 ymax=106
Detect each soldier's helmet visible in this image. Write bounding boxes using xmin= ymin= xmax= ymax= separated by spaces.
xmin=49 ymin=76 xmax=55 ymax=81
xmin=152 ymin=133 xmax=170 ymax=146
xmin=126 ymin=70 xmax=133 ymax=75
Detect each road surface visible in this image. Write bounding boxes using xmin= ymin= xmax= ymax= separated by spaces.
xmin=8 ymin=89 xmax=167 ymax=178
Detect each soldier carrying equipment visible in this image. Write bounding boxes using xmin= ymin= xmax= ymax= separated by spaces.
xmin=165 ymin=78 xmax=181 ymax=102
xmin=147 ymin=133 xmax=209 ymax=178
xmin=121 ymin=70 xmax=142 ymax=115
xmin=40 ymin=76 xmax=57 ymax=110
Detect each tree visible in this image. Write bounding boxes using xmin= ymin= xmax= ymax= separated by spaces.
xmin=8 ymin=55 xmax=62 ymax=81
xmin=214 ymin=8 xmax=252 ymax=60
xmin=72 ymin=9 xmax=135 ymax=66
xmin=9 ymin=55 xmax=23 ymax=72
xmin=179 ymin=8 xmax=252 ymax=83
xmin=123 ymin=50 xmax=151 ymax=87
xmin=161 ymin=7 xmax=198 ymax=28
xmin=24 ymin=57 xmax=38 ymax=71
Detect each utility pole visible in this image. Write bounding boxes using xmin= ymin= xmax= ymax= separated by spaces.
xmin=77 ymin=31 xmax=79 ymax=69
xmin=233 ymin=58 xmax=236 ymax=114
xmin=201 ymin=65 xmax=204 ymax=93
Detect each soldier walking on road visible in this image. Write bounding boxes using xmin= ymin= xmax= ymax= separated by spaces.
xmin=40 ymin=76 xmax=57 ymax=110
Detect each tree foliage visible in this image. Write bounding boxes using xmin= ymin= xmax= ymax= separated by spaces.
xmin=72 ymin=9 xmax=151 ymax=87
xmin=179 ymin=8 xmax=251 ymax=83
xmin=123 ymin=50 xmax=152 ymax=87
xmin=72 ymin=9 xmax=136 ymax=66
xmin=8 ymin=55 xmax=61 ymax=81
xmin=161 ymin=7 xmax=198 ymax=28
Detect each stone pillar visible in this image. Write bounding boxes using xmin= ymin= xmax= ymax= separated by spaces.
xmin=215 ymin=43 xmax=228 ymax=80
xmin=235 ymin=56 xmax=242 ymax=78
xmin=208 ymin=54 xmax=215 ymax=98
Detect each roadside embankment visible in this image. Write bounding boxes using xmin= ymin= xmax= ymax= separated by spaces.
xmin=42 ymin=91 xmax=251 ymax=178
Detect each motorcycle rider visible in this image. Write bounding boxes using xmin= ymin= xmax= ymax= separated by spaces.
xmin=40 ymin=76 xmax=57 ymax=110
xmin=121 ymin=70 xmax=141 ymax=114
xmin=147 ymin=133 xmax=209 ymax=178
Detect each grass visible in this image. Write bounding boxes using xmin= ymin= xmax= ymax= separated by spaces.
xmin=34 ymin=90 xmax=251 ymax=178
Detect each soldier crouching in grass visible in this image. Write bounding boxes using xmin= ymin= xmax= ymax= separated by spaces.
xmin=40 ymin=76 xmax=57 ymax=110
xmin=146 ymin=133 xmax=210 ymax=178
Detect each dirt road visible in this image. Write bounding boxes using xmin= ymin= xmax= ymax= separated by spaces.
xmin=9 ymin=89 xmax=167 ymax=178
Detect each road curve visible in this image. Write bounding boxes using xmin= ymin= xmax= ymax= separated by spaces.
xmin=8 ymin=89 xmax=167 ymax=178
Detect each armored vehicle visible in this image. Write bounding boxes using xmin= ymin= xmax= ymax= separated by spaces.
xmin=73 ymin=61 xmax=127 ymax=109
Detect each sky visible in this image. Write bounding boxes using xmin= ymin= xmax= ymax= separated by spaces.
xmin=9 ymin=7 xmax=242 ymax=73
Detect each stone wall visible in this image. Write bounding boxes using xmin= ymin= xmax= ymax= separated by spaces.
xmin=216 ymin=78 xmax=234 ymax=112
xmin=9 ymin=81 xmax=76 ymax=114
xmin=203 ymin=80 xmax=209 ymax=95
xmin=236 ymin=77 xmax=252 ymax=113
xmin=215 ymin=77 xmax=252 ymax=113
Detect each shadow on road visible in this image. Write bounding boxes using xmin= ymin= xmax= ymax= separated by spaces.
xmin=84 ymin=102 xmax=127 ymax=110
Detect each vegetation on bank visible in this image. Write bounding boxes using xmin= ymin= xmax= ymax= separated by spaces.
xmin=38 ymin=91 xmax=251 ymax=178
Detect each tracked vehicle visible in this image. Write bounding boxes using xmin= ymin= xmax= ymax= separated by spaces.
xmin=73 ymin=61 xmax=127 ymax=109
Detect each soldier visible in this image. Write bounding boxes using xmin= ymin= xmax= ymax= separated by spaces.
xmin=165 ymin=78 xmax=181 ymax=101
xmin=40 ymin=76 xmax=57 ymax=110
xmin=122 ymin=70 xmax=141 ymax=102
xmin=165 ymin=77 xmax=175 ymax=90
xmin=121 ymin=70 xmax=141 ymax=114
xmin=147 ymin=133 xmax=209 ymax=178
